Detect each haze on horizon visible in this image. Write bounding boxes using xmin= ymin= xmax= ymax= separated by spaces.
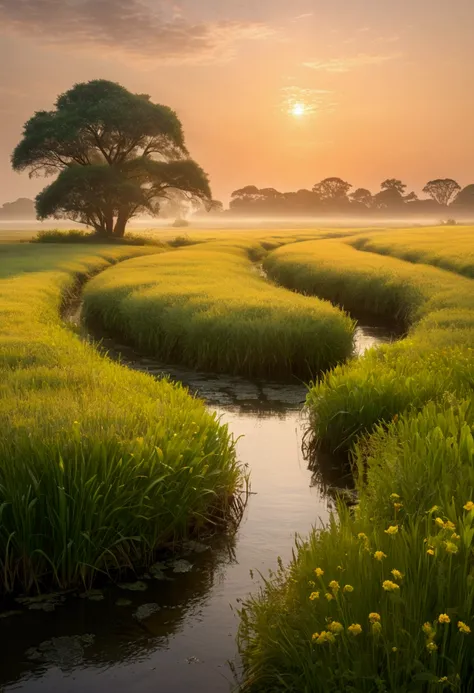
xmin=1 ymin=0 xmax=473 ymax=206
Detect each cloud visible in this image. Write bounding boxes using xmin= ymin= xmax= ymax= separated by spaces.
xmin=303 ymin=53 xmax=400 ymax=72
xmin=0 ymin=0 xmax=274 ymax=64
xmin=293 ymin=12 xmax=314 ymax=21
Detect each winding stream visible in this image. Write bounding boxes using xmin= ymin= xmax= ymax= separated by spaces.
xmin=0 ymin=297 xmax=399 ymax=693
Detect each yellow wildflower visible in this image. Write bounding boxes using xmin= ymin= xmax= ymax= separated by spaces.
xmin=426 ymin=641 xmax=438 ymax=653
xmin=382 ymin=580 xmax=399 ymax=592
xmin=444 ymin=520 xmax=455 ymax=531
xmin=314 ymin=568 xmax=324 ymax=577
xmin=427 ymin=548 xmax=435 ymax=556
xmin=428 ymin=505 xmax=440 ymax=513
xmin=313 ymin=630 xmax=335 ymax=645
xmin=329 ymin=580 xmax=340 ymax=593
xmin=394 ymin=502 xmax=403 ymax=510
xmin=325 ymin=592 xmax=334 ymax=601
xmin=435 ymin=517 xmax=445 ymax=528
xmin=463 ymin=501 xmax=474 ymax=512
xmin=390 ymin=493 xmax=400 ymax=501
xmin=438 ymin=677 xmax=448 ymax=683
xmin=445 ymin=541 xmax=458 ymax=554
xmin=391 ymin=569 xmax=403 ymax=581
xmin=451 ymin=533 xmax=461 ymax=541
xmin=357 ymin=532 xmax=368 ymax=541
xmin=347 ymin=623 xmax=362 ymax=636
xmin=458 ymin=621 xmax=471 ymax=634
xmin=374 ymin=551 xmax=387 ymax=561
xmin=371 ymin=622 xmax=382 ymax=635
xmin=369 ymin=613 xmax=381 ymax=623
xmin=385 ymin=525 xmax=399 ymax=535
xmin=308 ymin=580 xmax=316 ymax=588
xmin=422 ymin=622 xmax=435 ymax=637
xmin=438 ymin=614 xmax=450 ymax=624
xmin=328 ymin=621 xmax=344 ymax=634
xmin=309 ymin=591 xmax=320 ymax=601
xmin=343 ymin=584 xmax=354 ymax=593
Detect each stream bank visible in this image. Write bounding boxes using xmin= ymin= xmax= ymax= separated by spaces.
xmin=0 ymin=288 xmax=399 ymax=693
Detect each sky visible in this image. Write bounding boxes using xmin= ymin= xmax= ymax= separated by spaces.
xmin=1 ymin=0 xmax=474 ymax=205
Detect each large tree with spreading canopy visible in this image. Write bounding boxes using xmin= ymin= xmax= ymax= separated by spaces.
xmin=11 ymin=80 xmax=212 ymax=237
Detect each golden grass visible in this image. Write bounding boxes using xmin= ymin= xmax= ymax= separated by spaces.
xmin=83 ymin=239 xmax=356 ymax=378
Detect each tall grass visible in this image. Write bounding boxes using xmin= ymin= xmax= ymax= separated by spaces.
xmin=264 ymin=237 xmax=474 ymax=451
xmin=82 ymin=241 xmax=356 ymax=378
xmin=350 ymin=226 xmax=474 ymax=279
xmin=0 ymin=244 xmax=240 ymax=594
xmin=239 ymin=398 xmax=474 ymax=692
xmin=239 ymin=230 xmax=474 ymax=691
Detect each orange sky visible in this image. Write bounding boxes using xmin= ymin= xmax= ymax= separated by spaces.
xmin=1 ymin=0 xmax=473 ymax=204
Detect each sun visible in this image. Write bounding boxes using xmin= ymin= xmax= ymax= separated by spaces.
xmin=290 ymin=102 xmax=306 ymax=117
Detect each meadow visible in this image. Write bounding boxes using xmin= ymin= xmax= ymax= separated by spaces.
xmin=351 ymin=226 xmax=474 ymax=279
xmin=2 ymin=225 xmax=474 ymax=690
xmin=239 ymin=227 xmax=474 ymax=692
xmin=0 ymin=242 xmax=240 ymax=593
xmin=82 ymin=238 xmax=356 ymax=378
xmin=264 ymin=236 xmax=474 ymax=451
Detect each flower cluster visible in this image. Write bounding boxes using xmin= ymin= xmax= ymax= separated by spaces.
xmin=312 ymin=630 xmax=335 ymax=645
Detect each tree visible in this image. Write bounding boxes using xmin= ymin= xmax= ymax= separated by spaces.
xmin=350 ymin=188 xmax=373 ymax=208
xmin=12 ymin=80 xmax=212 ymax=237
xmin=312 ymin=177 xmax=352 ymax=201
xmin=229 ymin=186 xmax=261 ymax=210
xmin=422 ymin=179 xmax=461 ymax=206
xmin=0 ymin=198 xmax=35 ymax=219
xmin=452 ymin=184 xmax=474 ymax=210
xmin=381 ymin=179 xmax=407 ymax=195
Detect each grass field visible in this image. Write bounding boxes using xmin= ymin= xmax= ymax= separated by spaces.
xmin=82 ymin=239 xmax=356 ymax=378
xmin=239 ymin=227 xmax=474 ymax=692
xmin=351 ymin=226 xmax=474 ymax=279
xmin=3 ymin=225 xmax=474 ymax=689
xmin=264 ymin=234 xmax=474 ymax=451
xmin=0 ymin=243 xmax=240 ymax=594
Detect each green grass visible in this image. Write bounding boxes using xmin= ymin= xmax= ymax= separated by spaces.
xmin=239 ymin=398 xmax=474 ymax=692
xmin=82 ymin=240 xmax=356 ymax=378
xmin=350 ymin=226 xmax=474 ymax=279
xmin=264 ymin=237 xmax=474 ymax=452
xmin=240 ymin=229 xmax=474 ymax=692
xmin=0 ymin=243 xmax=240 ymax=594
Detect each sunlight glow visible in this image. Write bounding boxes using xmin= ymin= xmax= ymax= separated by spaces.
xmin=290 ymin=102 xmax=306 ymax=117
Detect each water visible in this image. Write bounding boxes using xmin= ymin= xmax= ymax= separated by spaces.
xmin=0 ymin=319 xmax=397 ymax=693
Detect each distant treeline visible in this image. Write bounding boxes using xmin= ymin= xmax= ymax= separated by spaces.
xmin=0 ymin=197 xmax=35 ymax=220
xmin=4 ymin=179 xmax=474 ymax=222
xmin=227 ymin=178 xmax=474 ymax=217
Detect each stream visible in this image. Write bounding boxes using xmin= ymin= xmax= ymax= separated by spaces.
xmin=0 ymin=306 xmax=399 ymax=693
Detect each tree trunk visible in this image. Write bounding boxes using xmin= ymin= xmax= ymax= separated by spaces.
xmin=113 ymin=209 xmax=129 ymax=238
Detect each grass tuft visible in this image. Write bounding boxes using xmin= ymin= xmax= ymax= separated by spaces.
xmin=0 ymin=243 xmax=240 ymax=594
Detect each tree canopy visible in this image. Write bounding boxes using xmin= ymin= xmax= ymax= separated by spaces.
xmin=423 ymin=179 xmax=461 ymax=206
xmin=12 ymin=80 xmax=212 ymax=236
